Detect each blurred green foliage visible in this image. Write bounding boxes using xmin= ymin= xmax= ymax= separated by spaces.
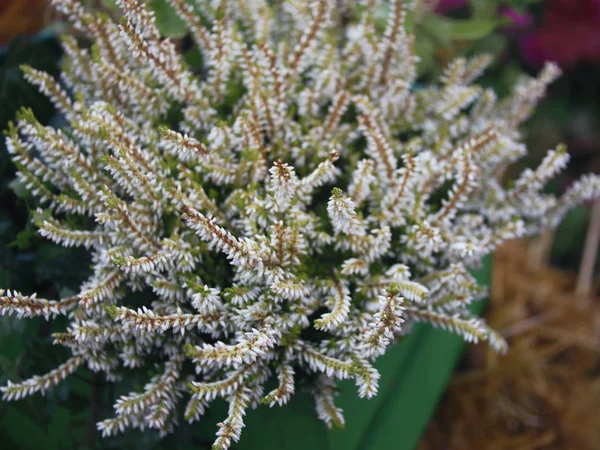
xmin=0 ymin=35 xmax=92 ymax=450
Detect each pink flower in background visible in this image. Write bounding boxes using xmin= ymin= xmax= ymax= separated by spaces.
xmin=522 ymin=0 xmax=600 ymax=68
xmin=433 ymin=0 xmax=600 ymax=68
xmin=499 ymin=6 xmax=533 ymax=31
xmin=434 ymin=0 xmax=467 ymax=14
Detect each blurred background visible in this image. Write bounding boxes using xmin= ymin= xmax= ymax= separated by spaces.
xmin=0 ymin=0 xmax=598 ymax=448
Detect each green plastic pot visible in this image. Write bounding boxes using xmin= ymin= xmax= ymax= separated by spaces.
xmin=194 ymin=255 xmax=492 ymax=450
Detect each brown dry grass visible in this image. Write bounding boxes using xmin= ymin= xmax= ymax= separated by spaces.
xmin=0 ymin=0 xmax=49 ymax=45
xmin=421 ymin=239 xmax=600 ymax=450
xmin=0 ymin=0 xmax=123 ymax=45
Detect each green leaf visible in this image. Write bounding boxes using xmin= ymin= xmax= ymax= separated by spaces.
xmin=0 ymin=353 xmax=21 ymax=380
xmin=447 ymin=18 xmax=499 ymax=40
xmin=422 ymin=16 xmax=500 ymax=43
xmin=10 ymin=227 xmax=36 ymax=250
xmin=102 ymin=0 xmax=119 ymax=10
xmin=8 ymin=178 xmax=30 ymax=200
xmin=183 ymin=47 xmax=204 ymax=70
xmin=420 ymin=15 xmax=452 ymax=46
xmin=414 ymin=34 xmax=436 ymax=75
xmin=469 ymin=0 xmax=498 ymax=19
xmin=48 ymin=406 xmax=71 ymax=447
xmin=151 ymin=0 xmax=187 ymax=38
xmin=0 ymin=406 xmax=57 ymax=450
xmin=551 ymin=205 xmax=593 ymax=269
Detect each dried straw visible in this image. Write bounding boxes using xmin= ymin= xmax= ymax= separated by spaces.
xmin=420 ymin=238 xmax=600 ymax=450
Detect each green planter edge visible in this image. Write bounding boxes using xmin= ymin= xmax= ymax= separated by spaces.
xmin=226 ymin=254 xmax=492 ymax=450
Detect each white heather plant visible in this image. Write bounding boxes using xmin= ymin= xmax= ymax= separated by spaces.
xmin=1 ymin=0 xmax=600 ymax=448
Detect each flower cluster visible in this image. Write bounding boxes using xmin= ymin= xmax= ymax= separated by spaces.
xmin=2 ymin=0 xmax=599 ymax=448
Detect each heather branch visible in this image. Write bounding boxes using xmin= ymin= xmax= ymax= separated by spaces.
xmin=1 ymin=355 xmax=84 ymax=401
xmin=0 ymin=289 xmax=80 ymax=319
xmin=106 ymin=305 xmax=218 ymax=335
